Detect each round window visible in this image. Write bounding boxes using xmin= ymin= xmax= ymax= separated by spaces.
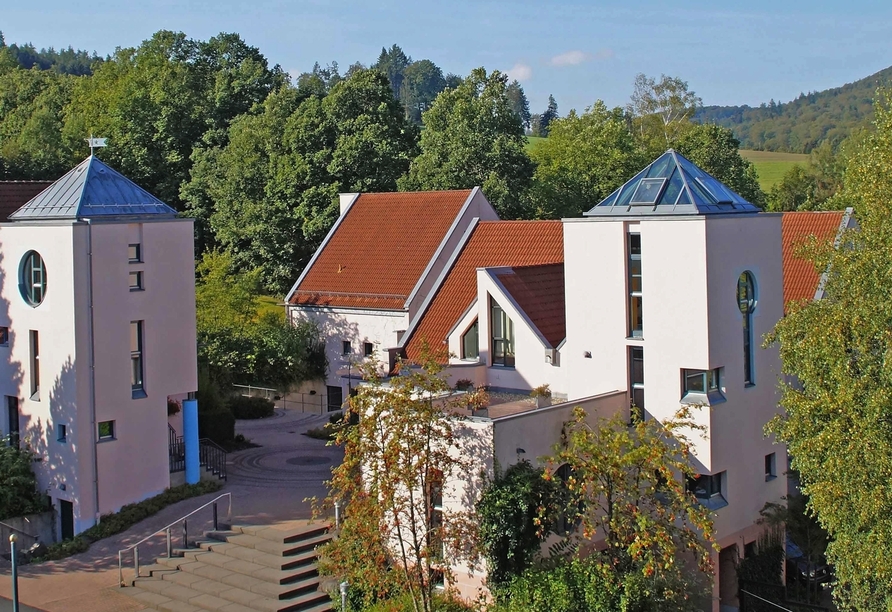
xmin=20 ymin=251 xmax=47 ymax=307
xmin=737 ymin=271 xmax=755 ymax=314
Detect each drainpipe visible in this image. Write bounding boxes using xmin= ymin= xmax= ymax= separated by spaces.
xmin=84 ymin=219 xmax=101 ymax=526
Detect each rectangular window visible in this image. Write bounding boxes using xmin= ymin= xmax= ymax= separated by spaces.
xmin=743 ymin=313 xmax=754 ymax=386
xmin=765 ymin=453 xmax=777 ymax=481
xmin=326 ymin=385 xmax=343 ymax=412
xmin=57 ymin=424 xmax=67 ymax=442
xmin=129 ymin=271 xmax=144 ymax=291
xmin=491 ymin=299 xmax=515 ymax=367
xmin=629 ymin=346 xmax=644 ymax=421
xmin=342 ymin=340 xmax=351 ymax=355
xmin=428 ymin=468 xmax=445 ymax=563
xmin=628 ymin=234 xmax=643 ymax=337
xmin=0 ymin=327 xmax=8 ymax=346
xmin=683 ymin=368 xmax=720 ymax=394
xmin=128 ymin=244 xmax=142 ymax=263
xmin=98 ymin=420 xmax=115 ymax=440
xmin=131 ymin=321 xmax=145 ymax=398
xmin=461 ymin=320 xmax=479 ymax=360
xmin=363 ymin=342 xmax=374 ymax=357
xmin=6 ymin=396 xmax=19 ymax=448
xmin=688 ymin=471 xmax=725 ymax=500
xmin=29 ymin=330 xmax=39 ymax=400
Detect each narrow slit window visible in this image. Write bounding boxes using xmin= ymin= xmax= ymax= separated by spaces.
xmin=131 ymin=321 xmax=145 ymax=398
xmin=628 ymin=234 xmax=643 ymax=337
xmin=29 ymin=330 xmax=39 ymax=400
xmin=738 ymin=272 xmax=756 ymax=386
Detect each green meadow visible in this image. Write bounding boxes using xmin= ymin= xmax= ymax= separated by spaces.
xmin=739 ymin=149 xmax=808 ymax=191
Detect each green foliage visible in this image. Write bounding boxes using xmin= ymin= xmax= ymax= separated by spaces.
xmin=735 ymin=531 xmax=785 ymax=612
xmin=531 ymin=94 xmax=559 ymax=137
xmin=400 ymin=67 xmax=535 ymax=219
xmin=0 ymin=35 xmax=101 ymax=75
xmin=361 ymin=591 xmax=475 ymax=612
xmin=36 ymin=481 xmax=221 ymax=562
xmin=190 ymin=68 xmax=417 ymax=293
xmin=316 ymin=347 xmax=480 ymax=612
xmin=696 ymin=65 xmax=892 ymax=153
xmin=766 ymin=90 xmax=892 ymax=611
xmin=672 ymin=123 xmax=766 ymax=207
xmin=629 ymin=73 xmax=702 ymax=148
xmin=400 ymin=59 xmax=446 ymax=124
xmin=198 ymin=409 xmax=236 ymax=444
xmin=527 ymin=101 xmax=647 ymax=218
xmin=229 ymin=395 xmax=275 ymax=419
xmin=0 ymin=441 xmax=45 ymax=520
xmin=542 ymin=406 xmax=716 ymax=609
xmin=505 ymin=80 xmax=531 ymax=129
xmin=476 ymin=461 xmax=562 ymax=586
xmin=195 ymin=252 xmax=327 ymax=387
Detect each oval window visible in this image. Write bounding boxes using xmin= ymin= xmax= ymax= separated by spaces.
xmin=20 ymin=251 xmax=47 ymax=306
xmin=737 ymin=271 xmax=755 ymax=314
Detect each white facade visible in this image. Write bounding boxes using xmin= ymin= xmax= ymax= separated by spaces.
xmin=0 ymin=158 xmax=198 ymax=537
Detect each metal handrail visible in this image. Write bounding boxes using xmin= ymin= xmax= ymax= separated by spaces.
xmin=117 ymin=492 xmax=231 ymax=587
xmin=198 ymin=438 xmax=226 ymax=453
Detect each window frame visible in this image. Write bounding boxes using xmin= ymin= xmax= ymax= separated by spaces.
xmin=627 ymin=233 xmax=643 ymax=338
xmin=29 ymin=330 xmax=40 ymax=401
xmin=0 ymin=327 xmax=8 ymax=347
xmin=765 ymin=452 xmax=777 ymax=481
xmin=461 ymin=319 xmax=479 ymax=361
xmin=98 ymin=420 xmax=115 ymax=441
xmin=681 ymin=367 xmax=725 ymax=405
xmin=129 ymin=270 xmax=144 ymax=291
xmin=490 ymin=299 xmax=515 ymax=367
xmin=57 ymin=423 xmax=67 ymax=443
xmin=738 ymin=271 xmax=757 ymax=386
xmin=688 ymin=471 xmax=728 ymax=510
xmin=131 ymin=321 xmax=146 ymax=399
xmin=629 ymin=346 xmax=644 ymax=422
xmin=341 ymin=340 xmax=351 ymax=356
xmin=128 ymin=244 xmax=142 ymax=263
xmin=363 ymin=341 xmax=373 ymax=357
xmin=21 ymin=251 xmax=47 ymax=307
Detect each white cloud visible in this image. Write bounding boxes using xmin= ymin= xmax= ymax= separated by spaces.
xmin=550 ymin=49 xmax=614 ymax=66
xmin=506 ymin=62 xmax=533 ymax=81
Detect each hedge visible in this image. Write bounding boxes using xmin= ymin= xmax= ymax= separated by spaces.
xmin=229 ymin=395 xmax=275 ymax=420
xmin=198 ymin=410 xmax=235 ymax=444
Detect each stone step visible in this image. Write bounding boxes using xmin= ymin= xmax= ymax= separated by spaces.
xmin=230 ymin=522 xmax=331 ymax=544
xmin=154 ymin=553 xmax=322 ymax=598
xmin=207 ymin=531 xmax=330 ymax=558
xmin=132 ymin=575 xmax=331 ymax=612
xmin=194 ymin=539 xmax=320 ymax=572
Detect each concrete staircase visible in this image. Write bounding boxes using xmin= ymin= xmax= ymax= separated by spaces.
xmin=126 ymin=521 xmax=333 ymax=612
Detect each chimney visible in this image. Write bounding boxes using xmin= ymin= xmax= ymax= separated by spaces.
xmin=339 ymin=193 xmax=359 ymax=216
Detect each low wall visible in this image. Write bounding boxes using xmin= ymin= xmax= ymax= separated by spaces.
xmin=0 ymin=510 xmax=56 ymax=556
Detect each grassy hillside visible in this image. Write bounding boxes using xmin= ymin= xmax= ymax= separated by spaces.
xmin=696 ymin=65 xmax=892 ymax=153
xmin=740 ymin=150 xmax=808 ymax=190
xmin=525 ymin=135 xmax=547 ymax=153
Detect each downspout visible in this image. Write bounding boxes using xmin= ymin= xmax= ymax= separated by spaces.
xmin=84 ymin=219 xmax=101 ymax=525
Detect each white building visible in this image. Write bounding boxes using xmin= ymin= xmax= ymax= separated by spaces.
xmin=0 ymin=156 xmax=198 ymax=538
xmin=289 ymin=151 xmax=843 ymax=610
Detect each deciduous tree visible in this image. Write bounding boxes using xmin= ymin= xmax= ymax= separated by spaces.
xmin=766 ymin=90 xmax=892 ymax=612
xmin=400 ymin=67 xmax=535 ymax=219
xmin=628 ymin=73 xmax=702 ymax=147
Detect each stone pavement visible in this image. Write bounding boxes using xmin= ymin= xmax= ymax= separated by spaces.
xmin=0 ymin=409 xmax=341 ymax=612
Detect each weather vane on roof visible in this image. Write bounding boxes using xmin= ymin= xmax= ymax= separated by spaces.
xmin=85 ymin=134 xmax=107 ymax=156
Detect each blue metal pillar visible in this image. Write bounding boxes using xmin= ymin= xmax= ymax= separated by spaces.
xmin=183 ymin=398 xmax=199 ymax=485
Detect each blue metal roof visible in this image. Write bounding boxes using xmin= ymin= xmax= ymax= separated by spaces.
xmin=9 ymin=156 xmax=177 ymax=221
xmin=584 ymin=149 xmax=760 ymax=217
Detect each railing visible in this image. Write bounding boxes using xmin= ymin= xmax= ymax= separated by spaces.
xmin=0 ymin=520 xmax=39 ymax=560
xmin=169 ymin=423 xmax=185 ymax=474
xmin=199 ymin=438 xmax=227 ymax=481
xmin=117 ymin=492 xmax=232 ymax=587
xmin=232 ymin=384 xmax=279 ymax=400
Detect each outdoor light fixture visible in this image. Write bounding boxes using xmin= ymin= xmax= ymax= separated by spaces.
xmin=516 ymin=448 xmax=526 ymax=455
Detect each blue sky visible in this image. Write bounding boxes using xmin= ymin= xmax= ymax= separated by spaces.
xmin=3 ymin=0 xmax=892 ymax=114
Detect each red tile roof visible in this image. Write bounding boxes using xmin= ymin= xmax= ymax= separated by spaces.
xmin=0 ymin=181 xmax=54 ymax=221
xmin=782 ymin=211 xmax=846 ymax=310
xmin=405 ymin=220 xmax=564 ymax=360
xmin=496 ymin=264 xmax=566 ymax=347
xmin=289 ymin=190 xmax=473 ymax=309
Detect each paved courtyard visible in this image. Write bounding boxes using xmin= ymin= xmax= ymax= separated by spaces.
xmin=0 ymin=408 xmax=341 ymax=612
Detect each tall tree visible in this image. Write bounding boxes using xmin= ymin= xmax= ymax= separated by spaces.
xmin=527 ymin=101 xmax=647 ymax=218
xmin=628 ymin=73 xmax=702 ymax=147
xmin=316 ymin=348 xmax=483 ymax=612
xmin=672 ymin=123 xmax=766 ymax=207
xmin=400 ymin=67 xmax=535 ymax=219
xmin=766 ymin=90 xmax=892 ymax=612
xmin=505 ymin=80 xmax=531 ymax=129
xmin=189 ymin=69 xmax=417 ymax=293
xmin=372 ymin=44 xmax=411 ymax=96
xmin=536 ymin=94 xmax=559 ymax=136
xmin=399 ymin=59 xmax=446 ymax=123
xmin=542 ymin=406 xmax=716 ymax=611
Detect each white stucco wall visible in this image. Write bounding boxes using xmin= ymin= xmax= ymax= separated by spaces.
xmin=0 ymin=218 xmax=197 ymax=535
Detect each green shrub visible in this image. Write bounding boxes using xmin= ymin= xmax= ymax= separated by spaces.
xmin=229 ymin=395 xmax=275 ymax=419
xmin=197 ymin=368 xmax=228 ymax=414
xmin=35 ymin=481 xmax=221 ymax=562
xmin=198 ymin=410 xmax=235 ymax=444
xmin=0 ymin=441 xmax=47 ymax=520
xmin=361 ymin=592 xmax=475 ymax=612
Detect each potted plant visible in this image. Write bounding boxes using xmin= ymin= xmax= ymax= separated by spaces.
xmin=530 ymin=384 xmax=552 ymax=408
